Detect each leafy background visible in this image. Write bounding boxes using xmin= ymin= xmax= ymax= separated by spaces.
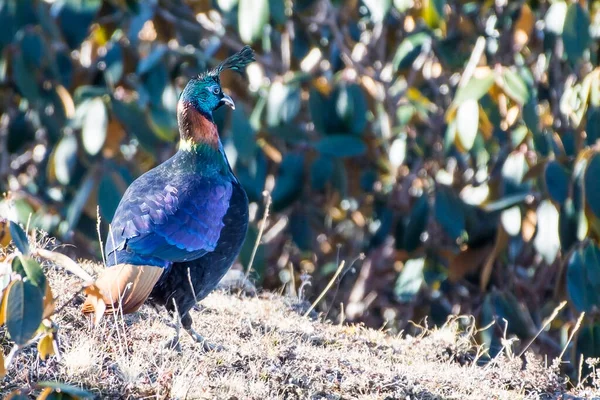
xmin=2 ymin=0 xmax=600 ymax=379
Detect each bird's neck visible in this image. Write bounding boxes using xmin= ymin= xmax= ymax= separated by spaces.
xmin=177 ymin=100 xmax=220 ymax=151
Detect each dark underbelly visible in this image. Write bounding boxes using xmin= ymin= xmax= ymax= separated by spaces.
xmin=148 ymin=182 xmax=249 ymax=313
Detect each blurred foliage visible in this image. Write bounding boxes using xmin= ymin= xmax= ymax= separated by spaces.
xmin=0 ymin=222 xmax=93 ymax=399
xmin=4 ymin=0 xmax=600 ymax=382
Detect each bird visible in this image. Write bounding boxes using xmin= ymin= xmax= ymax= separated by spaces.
xmin=82 ymin=46 xmax=253 ymax=350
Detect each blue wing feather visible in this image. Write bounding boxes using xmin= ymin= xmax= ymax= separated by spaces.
xmin=106 ymin=157 xmax=233 ymax=267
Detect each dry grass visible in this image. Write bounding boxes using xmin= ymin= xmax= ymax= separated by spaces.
xmin=1 ymin=260 xmax=598 ymax=399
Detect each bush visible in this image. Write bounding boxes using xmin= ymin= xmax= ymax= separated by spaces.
xmin=2 ymin=0 xmax=600 ymax=381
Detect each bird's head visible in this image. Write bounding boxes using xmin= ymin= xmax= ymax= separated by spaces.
xmin=179 ymin=46 xmax=255 ymax=117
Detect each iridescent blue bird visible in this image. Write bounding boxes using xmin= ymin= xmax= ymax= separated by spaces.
xmin=83 ymin=46 xmax=253 ymax=349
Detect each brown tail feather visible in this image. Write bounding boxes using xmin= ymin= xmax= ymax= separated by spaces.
xmin=82 ymin=264 xmax=163 ymax=321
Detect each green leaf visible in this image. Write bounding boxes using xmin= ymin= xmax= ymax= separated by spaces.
xmin=500 ymin=206 xmax=521 ymax=237
xmin=9 ymin=221 xmax=29 ymax=255
xmin=98 ymin=164 xmax=131 ymax=222
xmin=453 ymin=74 xmax=495 ymax=106
xmin=574 ymin=323 xmax=600 ymax=376
xmin=6 ymin=280 xmax=44 ymax=345
xmin=310 ymin=156 xmax=334 ymax=191
xmin=559 ymin=198 xmax=579 ymax=252
xmin=53 ymin=0 xmax=102 ymax=49
xmin=483 ymin=193 xmax=529 ymax=213
xmin=290 ymin=210 xmax=312 ymax=251
xmin=455 ymin=99 xmax=479 ymax=152
xmin=231 ymin=106 xmax=257 ymax=163
xmin=81 ymin=98 xmax=108 ymax=156
xmin=501 ymin=68 xmax=529 ymax=105
xmin=238 ymin=225 xmax=265 ymax=283
xmin=502 ymin=151 xmax=530 ymax=195
xmin=111 ymin=98 xmax=162 ymax=152
xmin=545 ymin=1 xmax=567 ymax=34
xmin=544 ymin=161 xmax=570 ymax=206
xmin=562 ymin=3 xmax=590 ymax=64
xmin=533 ymin=200 xmax=560 ymax=264
xmin=315 ymin=135 xmax=367 ymax=158
xmin=50 ymin=134 xmax=78 ymax=185
xmin=567 ymin=242 xmax=600 ymax=313
xmin=12 ymin=48 xmax=40 ymax=102
xmin=16 ymin=256 xmax=45 ymax=288
xmin=62 ymin=171 xmax=97 ymax=238
xmin=403 ymin=195 xmax=429 ymax=252
xmin=389 ymin=134 xmax=407 ymax=169
xmin=435 ymin=185 xmax=466 ymax=243
xmin=236 ymin=151 xmax=268 ymax=203
xmin=363 ymin=0 xmax=391 ymax=23
xmin=523 ymin=98 xmax=540 ymax=136
xmin=585 ymin=153 xmax=600 ymax=222
xmin=335 ymin=83 xmax=368 ymax=135
xmin=491 ymin=291 xmax=535 ymax=338
xmin=394 ymin=258 xmax=424 ymax=302
xmin=238 ymin=0 xmax=269 ymax=44
xmin=266 ymin=82 xmax=301 ymax=126
xmin=137 ymin=45 xmax=168 ymax=76
xmin=272 ymin=153 xmax=304 ymax=211
xmin=36 ymin=382 xmax=94 ymax=399
xmin=586 ymin=107 xmax=600 ymax=146
xmin=393 ymin=32 xmax=430 ymax=71
xmin=149 ymin=106 xmax=178 ymax=142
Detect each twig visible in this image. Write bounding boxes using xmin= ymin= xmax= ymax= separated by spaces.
xmin=518 ymin=301 xmax=566 ymax=357
xmin=244 ymin=191 xmax=271 ymax=280
xmin=304 ymin=260 xmax=345 ymax=318
xmin=4 ymin=344 xmax=19 ymax=371
xmin=32 ymin=248 xmax=94 ymax=283
xmin=457 ymin=36 xmax=486 ymax=89
xmin=559 ymin=312 xmax=585 ymax=361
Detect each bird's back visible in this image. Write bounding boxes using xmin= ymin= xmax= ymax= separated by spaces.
xmin=105 ymin=149 xmax=235 ymax=268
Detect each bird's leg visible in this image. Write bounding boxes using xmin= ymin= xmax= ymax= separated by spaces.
xmin=162 ymin=301 xmax=183 ymax=352
xmin=150 ymin=302 xmax=178 ymax=329
xmin=181 ymin=313 xmax=223 ymax=352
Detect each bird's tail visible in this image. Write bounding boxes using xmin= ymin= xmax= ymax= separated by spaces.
xmin=82 ymin=264 xmax=163 ymax=324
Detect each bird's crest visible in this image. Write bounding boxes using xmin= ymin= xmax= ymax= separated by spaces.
xmin=199 ymin=46 xmax=255 ymax=83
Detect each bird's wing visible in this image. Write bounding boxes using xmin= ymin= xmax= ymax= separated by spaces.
xmin=106 ymin=175 xmax=233 ymax=265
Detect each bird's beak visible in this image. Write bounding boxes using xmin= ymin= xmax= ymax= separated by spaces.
xmin=220 ymin=93 xmax=235 ymax=110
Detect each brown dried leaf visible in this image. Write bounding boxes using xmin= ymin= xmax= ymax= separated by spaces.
xmin=448 ymin=244 xmax=494 ymax=283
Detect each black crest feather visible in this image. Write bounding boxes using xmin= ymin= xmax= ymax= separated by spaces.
xmin=199 ymin=46 xmax=255 ymax=83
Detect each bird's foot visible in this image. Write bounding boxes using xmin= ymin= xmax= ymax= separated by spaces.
xmin=163 ymin=335 xmax=183 ymax=352
xmin=185 ymin=327 xmax=224 ymax=352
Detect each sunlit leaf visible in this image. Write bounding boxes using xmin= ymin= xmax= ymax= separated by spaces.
xmin=363 ymin=0 xmax=391 ymax=23
xmin=533 ymin=200 xmax=560 ymax=264
xmin=266 ymin=81 xmax=301 ymax=126
xmin=37 ymin=332 xmax=55 ymax=361
xmin=394 ymin=258 xmax=424 ymax=302
xmin=49 ymin=134 xmax=78 ymax=185
xmin=81 ymin=98 xmax=108 ymax=156
xmin=238 ymin=0 xmax=269 ymax=44
xmin=455 ymin=99 xmax=479 ymax=152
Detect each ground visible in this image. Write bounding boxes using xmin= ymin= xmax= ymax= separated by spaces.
xmin=1 ymin=261 xmax=598 ymax=400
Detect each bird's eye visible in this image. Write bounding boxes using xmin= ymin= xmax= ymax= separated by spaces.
xmin=212 ymin=87 xmax=221 ymax=95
